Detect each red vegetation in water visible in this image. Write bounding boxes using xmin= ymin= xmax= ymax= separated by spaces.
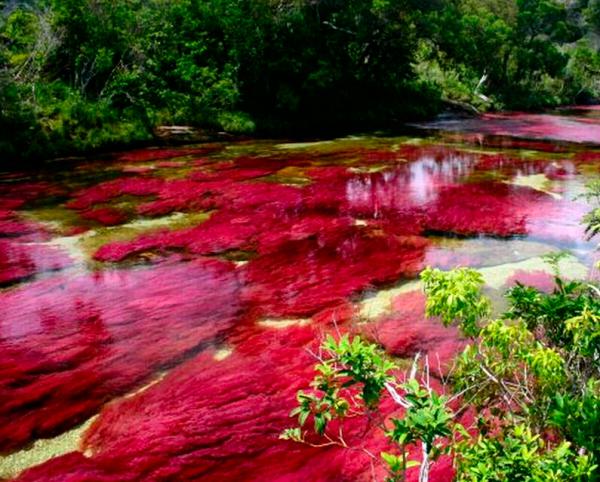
xmin=92 ymin=161 xmax=586 ymax=276
xmin=0 ymin=187 xmax=73 ymax=284
xmin=427 ymin=112 xmax=600 ymax=144
xmin=66 ymin=178 xmax=164 ymax=210
xmin=0 ymin=258 xmax=240 ymax=451
xmin=16 ymin=325 xmax=454 ymax=482
xmin=0 ymin=198 xmax=25 ymax=210
xmin=423 ymin=182 xmax=568 ymax=238
xmin=0 ymin=180 xmax=63 ymax=206
xmin=189 ymin=165 xmax=275 ymax=182
xmin=544 ymin=161 xmax=577 ymax=181
xmin=443 ymin=133 xmax=571 ymax=153
xmin=361 ymin=291 xmax=463 ymax=371
xmin=93 ymin=181 xmax=305 ymax=262
xmin=0 ymin=131 xmax=594 ymax=482
xmin=116 ymin=146 xmax=222 ymax=163
xmin=79 ymin=207 xmax=129 ymax=226
xmin=241 ymin=228 xmax=429 ymax=318
xmin=0 ymin=217 xmax=40 ymax=237
xmin=7 ymin=138 xmax=596 ymax=479
xmin=473 ymin=153 xmax=554 ymax=177
xmin=0 ymin=238 xmax=72 ymax=285
xmin=504 ymin=269 xmax=558 ymax=293
xmin=135 ymin=179 xmax=222 ymax=216
xmin=574 ymin=151 xmax=600 ymax=163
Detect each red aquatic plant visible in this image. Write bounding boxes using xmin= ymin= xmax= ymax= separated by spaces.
xmin=4 ymin=134 xmax=598 ymax=481
xmin=79 ymin=207 xmax=129 ymax=226
xmin=241 ymin=226 xmax=429 ymax=318
xmin=0 ymin=258 xmax=241 ymax=451
xmin=116 ymin=146 xmax=222 ymax=163
xmin=66 ymin=177 xmax=165 ymax=210
xmin=360 ymin=291 xmax=464 ymax=373
xmin=15 ymin=324 xmax=455 ymax=482
xmin=424 ymin=112 xmax=600 ymax=144
xmin=0 ymin=238 xmax=72 ymax=285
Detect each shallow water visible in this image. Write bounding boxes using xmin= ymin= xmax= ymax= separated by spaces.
xmin=1 ymin=110 xmax=600 ymax=481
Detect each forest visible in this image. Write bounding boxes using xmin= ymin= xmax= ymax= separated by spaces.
xmin=2 ymin=0 xmax=600 ymax=162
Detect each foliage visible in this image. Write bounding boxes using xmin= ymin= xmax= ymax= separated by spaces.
xmin=454 ymin=424 xmax=595 ymax=482
xmin=386 ymin=378 xmax=453 ymax=451
xmin=284 ymin=256 xmax=600 ymax=480
xmin=580 ymin=180 xmax=600 ymax=243
xmin=281 ymin=334 xmax=454 ymax=482
xmin=282 ymin=334 xmax=396 ymax=438
xmin=421 ymin=267 xmax=491 ymax=338
xmin=2 ymin=0 xmax=600 ymax=162
xmin=442 ymin=260 xmax=600 ymax=480
xmin=551 ymin=381 xmax=600 ymax=470
xmin=419 ymin=0 xmax=586 ymax=109
xmin=282 ymin=334 xmax=395 ymax=437
xmin=505 ymin=253 xmax=600 ymax=349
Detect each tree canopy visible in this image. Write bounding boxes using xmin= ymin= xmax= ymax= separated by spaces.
xmin=2 ymin=0 xmax=600 ymax=162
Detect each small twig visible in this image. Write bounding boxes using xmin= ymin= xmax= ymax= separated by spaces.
xmin=587 ymin=284 xmax=600 ymax=298
xmin=425 ymin=355 xmax=431 ymax=394
xmin=385 ymin=382 xmax=411 ymax=409
xmin=322 ymin=20 xmax=357 ymax=36
xmin=409 ymin=352 xmax=422 ymax=381
xmin=419 ymin=441 xmax=430 ymax=482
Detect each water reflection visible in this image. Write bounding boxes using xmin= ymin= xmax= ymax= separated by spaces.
xmin=0 ymin=118 xmax=599 ymax=469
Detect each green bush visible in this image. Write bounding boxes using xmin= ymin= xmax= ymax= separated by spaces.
xmin=285 ymin=237 xmax=600 ymax=481
xmin=2 ymin=0 xmax=600 ymax=162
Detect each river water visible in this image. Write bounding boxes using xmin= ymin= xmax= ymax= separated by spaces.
xmin=1 ymin=109 xmax=599 ymax=481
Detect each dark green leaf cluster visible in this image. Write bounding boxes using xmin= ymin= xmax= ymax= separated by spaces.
xmin=283 ymin=333 xmax=453 ymax=481
xmin=3 ymin=0 xmax=600 ymax=163
xmin=285 ymin=250 xmax=600 ymax=481
xmin=321 ymin=334 xmax=396 ymax=409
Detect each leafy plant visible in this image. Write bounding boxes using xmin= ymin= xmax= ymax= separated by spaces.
xmin=454 ymin=423 xmax=595 ymax=482
xmin=421 ymin=267 xmax=491 ymax=338
xmin=281 ymin=335 xmax=454 ymax=482
xmin=580 ymin=180 xmax=600 ymax=244
xmin=281 ymin=334 xmax=396 ymax=438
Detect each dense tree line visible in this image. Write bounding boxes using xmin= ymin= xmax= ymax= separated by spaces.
xmin=1 ymin=0 xmax=600 ymax=161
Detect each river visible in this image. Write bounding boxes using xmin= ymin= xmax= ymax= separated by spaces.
xmin=1 ymin=108 xmax=599 ymax=481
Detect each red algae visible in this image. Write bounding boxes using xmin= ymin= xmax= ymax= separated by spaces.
xmin=0 ymin=181 xmax=63 ymax=206
xmin=93 ymin=160 xmax=587 ymax=265
xmin=361 ymin=291 xmax=463 ymax=372
xmin=135 ymin=179 xmax=217 ymax=217
xmin=66 ymin=178 xmax=165 ymax=210
xmin=0 ymin=258 xmax=240 ymax=451
xmin=242 ymin=227 xmax=429 ymax=318
xmin=544 ymin=162 xmax=577 ymax=181
xmin=423 ymin=112 xmax=600 ymax=144
xmin=0 ymin=238 xmax=72 ymax=285
xmin=444 ymin=133 xmax=571 ymax=153
xmin=0 ymin=218 xmax=40 ymax=237
xmin=504 ymin=269 xmax=557 ymax=293
xmin=422 ymin=182 xmax=574 ymax=239
xmin=16 ymin=325 xmax=454 ymax=482
xmin=5 ymin=127 xmax=600 ymax=481
xmin=94 ymin=182 xmax=306 ymax=262
xmin=116 ymin=147 xmax=221 ymax=163
xmin=574 ymin=151 xmax=600 ymax=163
xmin=79 ymin=207 xmax=129 ymax=226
